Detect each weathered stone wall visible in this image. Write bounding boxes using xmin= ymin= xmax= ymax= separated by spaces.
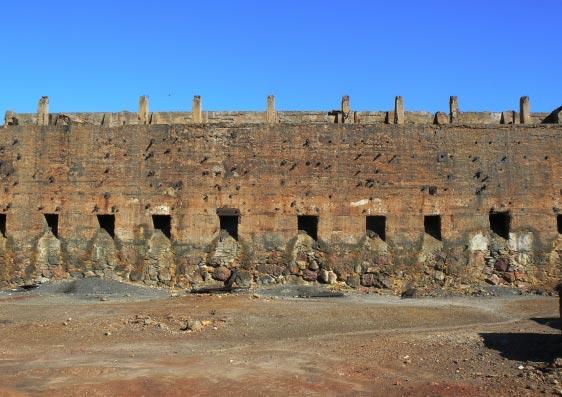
xmin=6 ymin=110 xmax=551 ymax=127
xmin=4 ymin=95 xmax=555 ymax=127
xmin=0 ymin=121 xmax=560 ymax=292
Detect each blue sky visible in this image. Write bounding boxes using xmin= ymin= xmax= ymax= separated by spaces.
xmin=1 ymin=0 xmax=561 ymax=114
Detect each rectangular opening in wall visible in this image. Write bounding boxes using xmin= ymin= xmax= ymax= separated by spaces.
xmin=557 ymin=215 xmax=562 ymax=234
xmin=489 ymin=210 xmax=510 ymax=239
xmin=44 ymin=213 xmax=59 ymax=238
xmin=0 ymin=214 xmax=6 ymax=238
xmin=424 ymin=215 xmax=442 ymax=241
xmin=152 ymin=214 xmax=171 ymax=239
xmin=219 ymin=215 xmax=239 ymax=240
xmin=217 ymin=208 xmax=240 ymax=240
xmin=298 ymin=215 xmax=318 ymax=240
xmin=97 ymin=214 xmax=115 ymax=239
xmin=366 ymin=215 xmax=386 ymax=241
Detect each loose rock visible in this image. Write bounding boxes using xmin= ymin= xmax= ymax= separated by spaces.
xmin=181 ymin=319 xmax=203 ymax=332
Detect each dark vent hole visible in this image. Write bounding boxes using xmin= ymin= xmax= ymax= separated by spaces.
xmin=44 ymin=213 xmax=59 ymax=238
xmin=152 ymin=214 xmax=171 ymax=239
xmin=219 ymin=215 xmax=239 ymax=240
xmin=489 ymin=211 xmax=511 ymax=239
xmin=366 ymin=215 xmax=386 ymax=241
xmin=97 ymin=214 xmax=115 ymax=239
xmin=298 ymin=215 xmax=318 ymax=240
xmin=424 ymin=215 xmax=442 ymax=241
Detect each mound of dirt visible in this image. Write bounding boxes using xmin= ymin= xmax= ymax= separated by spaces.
xmin=259 ymin=284 xmax=345 ymax=299
xmin=36 ymin=277 xmax=169 ymax=300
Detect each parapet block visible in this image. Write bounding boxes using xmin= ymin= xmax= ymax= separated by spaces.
xmin=192 ymin=96 xmax=202 ymax=123
xmin=266 ymin=95 xmax=277 ymax=124
xmin=394 ymin=96 xmax=404 ymax=125
xmin=139 ymin=96 xmax=149 ymax=125
xmin=37 ymin=96 xmax=49 ymax=126
xmin=520 ymin=96 xmax=531 ymax=124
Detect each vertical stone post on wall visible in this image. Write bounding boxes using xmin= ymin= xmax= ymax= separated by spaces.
xmin=341 ymin=95 xmax=351 ymax=124
xmin=139 ymin=96 xmax=149 ymax=124
xmin=193 ymin=95 xmax=202 ymax=123
xmin=520 ymin=96 xmax=530 ymax=124
xmin=37 ymin=96 xmax=49 ymax=126
xmin=266 ymin=95 xmax=277 ymax=123
xmin=449 ymin=96 xmax=459 ymax=123
xmin=394 ymin=96 xmax=404 ymax=125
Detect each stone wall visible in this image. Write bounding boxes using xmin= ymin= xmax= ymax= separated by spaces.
xmin=0 ymin=118 xmax=560 ymax=293
xmin=5 ymin=110 xmax=551 ymax=127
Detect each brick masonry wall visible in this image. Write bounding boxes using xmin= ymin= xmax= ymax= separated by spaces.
xmin=0 ymin=123 xmax=560 ymax=291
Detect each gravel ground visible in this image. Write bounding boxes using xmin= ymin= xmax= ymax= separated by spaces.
xmin=0 ymin=279 xmax=560 ymax=396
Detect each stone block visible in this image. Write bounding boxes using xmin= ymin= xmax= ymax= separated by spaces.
xmin=139 ymin=96 xmax=149 ymax=124
xmin=394 ymin=96 xmax=404 ymax=124
xmin=193 ymin=96 xmax=202 ymax=123
xmin=266 ymin=95 xmax=276 ymax=123
xmin=38 ymin=96 xmax=49 ymax=126
xmin=449 ymin=96 xmax=458 ymax=123
xmin=434 ymin=112 xmax=448 ymax=125
xmin=520 ymin=96 xmax=530 ymax=124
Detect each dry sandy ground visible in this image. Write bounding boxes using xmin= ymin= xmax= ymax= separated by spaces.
xmin=0 ymin=282 xmax=560 ymax=396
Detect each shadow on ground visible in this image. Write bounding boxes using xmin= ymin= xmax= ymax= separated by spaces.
xmin=481 ymin=330 xmax=562 ymax=362
xmin=531 ymin=317 xmax=561 ymax=330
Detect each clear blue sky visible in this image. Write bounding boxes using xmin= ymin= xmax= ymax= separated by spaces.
xmin=1 ymin=0 xmax=561 ymax=114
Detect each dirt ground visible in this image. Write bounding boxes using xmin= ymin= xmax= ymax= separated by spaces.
xmin=0 ymin=281 xmax=561 ymax=396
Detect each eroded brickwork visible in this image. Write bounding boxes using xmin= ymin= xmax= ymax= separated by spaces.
xmin=0 ymin=98 xmax=560 ymax=292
